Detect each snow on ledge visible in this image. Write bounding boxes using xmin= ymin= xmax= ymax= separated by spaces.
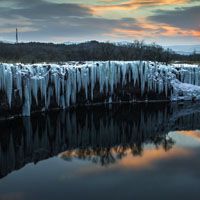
xmin=171 ymin=80 xmax=200 ymax=101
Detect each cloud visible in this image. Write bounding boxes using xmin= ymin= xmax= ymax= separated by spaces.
xmin=27 ymin=17 xmax=139 ymax=41
xmin=103 ymin=18 xmax=200 ymax=45
xmin=97 ymin=0 xmax=189 ymax=8
xmin=149 ymin=6 xmax=200 ymax=30
xmin=0 ymin=6 xmax=140 ymax=42
xmin=0 ymin=0 xmax=95 ymax=41
xmin=0 ymin=0 xmax=199 ymax=44
xmin=91 ymin=0 xmax=190 ymax=15
xmin=0 ymin=0 xmax=92 ymax=19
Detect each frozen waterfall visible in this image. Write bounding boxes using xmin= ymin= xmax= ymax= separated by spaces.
xmin=0 ymin=61 xmax=200 ymax=117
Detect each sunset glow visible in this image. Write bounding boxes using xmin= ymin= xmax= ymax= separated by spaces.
xmin=0 ymin=0 xmax=199 ymax=44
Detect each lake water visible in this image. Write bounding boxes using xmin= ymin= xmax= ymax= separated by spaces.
xmin=0 ymin=102 xmax=200 ymax=200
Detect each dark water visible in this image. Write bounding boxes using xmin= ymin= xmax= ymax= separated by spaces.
xmin=1 ymin=102 xmax=200 ymax=200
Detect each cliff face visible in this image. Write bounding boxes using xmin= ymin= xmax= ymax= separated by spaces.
xmin=0 ymin=61 xmax=200 ymax=117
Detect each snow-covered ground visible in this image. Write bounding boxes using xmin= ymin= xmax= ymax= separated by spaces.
xmin=0 ymin=61 xmax=200 ymax=116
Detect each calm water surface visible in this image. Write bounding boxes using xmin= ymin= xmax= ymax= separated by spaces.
xmin=0 ymin=103 xmax=200 ymax=200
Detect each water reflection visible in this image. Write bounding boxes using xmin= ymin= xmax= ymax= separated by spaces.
xmin=1 ymin=102 xmax=200 ymax=179
xmin=59 ymin=136 xmax=175 ymax=167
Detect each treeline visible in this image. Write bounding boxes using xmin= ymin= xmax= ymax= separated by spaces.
xmin=0 ymin=40 xmax=199 ymax=63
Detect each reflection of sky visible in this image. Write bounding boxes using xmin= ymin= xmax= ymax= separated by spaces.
xmin=170 ymin=130 xmax=200 ymax=147
xmin=1 ymin=130 xmax=200 ymax=200
xmin=0 ymin=0 xmax=199 ymax=44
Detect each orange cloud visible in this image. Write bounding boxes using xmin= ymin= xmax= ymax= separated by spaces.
xmin=191 ymin=30 xmax=200 ymax=37
xmin=91 ymin=0 xmax=189 ymax=15
xmin=159 ymin=25 xmax=200 ymax=37
xmin=105 ymin=20 xmax=200 ymax=40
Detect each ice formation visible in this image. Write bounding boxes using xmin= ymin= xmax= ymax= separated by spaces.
xmin=0 ymin=61 xmax=200 ymax=116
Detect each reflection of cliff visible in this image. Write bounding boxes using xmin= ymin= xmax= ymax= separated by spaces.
xmin=1 ymin=102 xmax=200 ymax=178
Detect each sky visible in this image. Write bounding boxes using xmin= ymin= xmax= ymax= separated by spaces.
xmin=0 ymin=0 xmax=199 ymax=45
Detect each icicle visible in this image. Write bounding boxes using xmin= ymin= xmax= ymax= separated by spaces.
xmin=97 ymin=62 xmax=107 ymax=94
xmin=0 ymin=64 xmax=5 ymax=90
xmin=46 ymin=87 xmax=53 ymax=109
xmin=165 ymin=78 xmax=168 ymax=97
xmin=16 ymin=72 xmax=22 ymax=99
xmin=31 ymin=77 xmax=39 ymax=105
xmin=71 ymin=68 xmax=77 ymax=104
xmin=40 ymin=77 xmax=47 ymax=107
xmin=108 ymin=61 xmax=116 ymax=95
xmin=121 ymin=62 xmax=127 ymax=86
xmin=5 ymin=68 xmax=13 ymax=108
xmin=90 ymin=64 xmax=96 ymax=100
xmin=65 ymin=70 xmax=72 ymax=107
xmin=131 ymin=62 xmax=139 ymax=86
xmin=140 ymin=62 xmax=146 ymax=95
xmin=60 ymin=95 xmax=65 ymax=109
xmin=22 ymin=78 xmax=31 ymax=116
xmin=81 ymin=66 xmax=89 ymax=99
xmin=53 ymin=73 xmax=60 ymax=106
xmin=76 ymin=68 xmax=82 ymax=93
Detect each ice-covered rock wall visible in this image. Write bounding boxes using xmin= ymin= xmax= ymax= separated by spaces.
xmin=0 ymin=61 xmax=200 ymax=117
